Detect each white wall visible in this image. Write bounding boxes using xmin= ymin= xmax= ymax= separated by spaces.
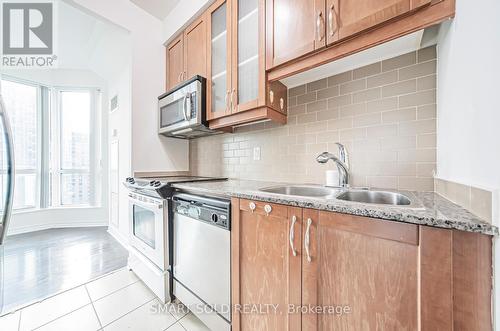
xmin=436 ymin=0 xmax=500 ymax=327
xmin=107 ymin=67 xmax=132 ymax=244
xmin=72 ymin=0 xmax=189 ymax=173
xmin=162 ymin=0 xmax=213 ymax=43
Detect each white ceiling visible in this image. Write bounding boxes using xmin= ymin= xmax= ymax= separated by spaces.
xmin=129 ymin=0 xmax=181 ymax=20
xmin=56 ymin=1 xmax=132 ymax=81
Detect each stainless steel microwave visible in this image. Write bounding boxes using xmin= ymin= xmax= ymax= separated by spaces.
xmin=158 ymin=76 xmax=219 ymax=139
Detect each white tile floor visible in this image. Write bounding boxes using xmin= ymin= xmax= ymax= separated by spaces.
xmin=0 ymin=268 xmax=211 ymax=331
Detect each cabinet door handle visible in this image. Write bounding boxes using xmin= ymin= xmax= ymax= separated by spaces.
xmin=178 ymin=72 xmax=182 ymax=82
xmin=264 ymin=204 xmax=272 ymax=216
xmin=249 ymin=202 xmax=256 ymax=212
xmin=329 ymin=4 xmax=337 ymax=37
xmin=289 ymin=215 xmax=297 ymax=257
xmin=225 ymin=90 xmax=230 ymax=112
xmin=231 ymin=88 xmax=236 ymax=112
xmin=316 ymin=11 xmax=325 ymax=42
xmin=305 ymin=218 xmax=312 ymax=262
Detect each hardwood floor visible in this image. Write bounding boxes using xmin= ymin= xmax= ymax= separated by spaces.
xmin=0 ymin=227 xmax=128 ymax=315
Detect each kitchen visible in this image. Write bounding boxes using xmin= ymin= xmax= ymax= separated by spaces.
xmin=0 ymin=0 xmax=499 ymax=330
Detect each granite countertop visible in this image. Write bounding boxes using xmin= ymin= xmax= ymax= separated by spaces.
xmin=172 ymin=179 xmax=498 ymax=236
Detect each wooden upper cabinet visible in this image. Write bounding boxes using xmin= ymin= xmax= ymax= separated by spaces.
xmin=232 ymin=199 xmax=302 ymax=331
xmin=231 ymin=0 xmax=262 ymax=113
xmin=302 ymin=209 xmax=420 ymax=330
xmin=266 ymin=0 xmax=326 ymax=69
xmin=184 ymin=15 xmax=207 ymax=80
xmin=330 ymin=0 xmax=431 ymax=42
xmin=166 ymin=35 xmax=184 ymax=90
xmin=207 ymin=0 xmax=232 ymax=120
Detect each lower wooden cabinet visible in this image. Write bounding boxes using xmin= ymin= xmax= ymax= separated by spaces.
xmin=231 ymin=199 xmax=493 ymax=331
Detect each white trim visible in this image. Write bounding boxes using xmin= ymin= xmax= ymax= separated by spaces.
xmin=108 ymin=226 xmax=131 ymax=251
xmin=7 ymin=220 xmax=108 ymax=236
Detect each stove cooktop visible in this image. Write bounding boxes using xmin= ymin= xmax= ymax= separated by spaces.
xmin=123 ymin=176 xmax=227 ymax=199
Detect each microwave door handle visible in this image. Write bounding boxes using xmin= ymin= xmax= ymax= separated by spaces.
xmin=186 ymin=93 xmax=192 ymax=120
xmin=182 ymin=94 xmax=188 ymax=121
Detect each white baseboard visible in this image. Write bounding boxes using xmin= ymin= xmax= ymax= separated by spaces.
xmin=108 ymin=226 xmax=130 ymax=250
xmin=8 ymin=221 xmax=108 ymax=236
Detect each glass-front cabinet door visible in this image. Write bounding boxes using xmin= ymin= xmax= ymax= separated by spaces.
xmin=207 ymin=0 xmax=232 ymax=120
xmin=232 ymin=0 xmax=261 ymax=112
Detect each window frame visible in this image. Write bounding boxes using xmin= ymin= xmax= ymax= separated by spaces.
xmin=0 ymin=75 xmax=42 ymax=211
xmin=0 ymin=74 xmax=101 ymax=211
xmin=49 ymin=87 xmax=99 ymax=208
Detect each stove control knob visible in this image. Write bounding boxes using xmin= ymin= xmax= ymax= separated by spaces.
xmin=126 ymin=177 xmax=135 ymax=184
xmin=211 ymin=213 xmax=218 ymax=223
xmin=154 ymin=182 xmax=161 ymax=187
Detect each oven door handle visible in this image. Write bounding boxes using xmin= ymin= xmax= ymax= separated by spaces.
xmin=129 ymin=196 xmax=163 ymax=210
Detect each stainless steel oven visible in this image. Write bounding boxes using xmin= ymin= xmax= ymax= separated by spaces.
xmin=158 ymin=75 xmax=218 ymax=139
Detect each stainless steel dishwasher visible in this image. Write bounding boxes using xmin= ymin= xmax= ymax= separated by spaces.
xmin=172 ymin=193 xmax=231 ymax=331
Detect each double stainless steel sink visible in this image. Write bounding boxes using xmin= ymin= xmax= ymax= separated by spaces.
xmin=259 ymin=185 xmax=414 ymax=207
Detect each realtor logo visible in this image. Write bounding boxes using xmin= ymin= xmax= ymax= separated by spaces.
xmin=1 ymin=0 xmax=57 ymax=67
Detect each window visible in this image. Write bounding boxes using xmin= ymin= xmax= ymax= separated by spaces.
xmin=50 ymin=90 xmax=94 ymax=206
xmin=0 ymin=77 xmax=100 ymax=211
xmin=1 ymin=79 xmax=39 ymax=210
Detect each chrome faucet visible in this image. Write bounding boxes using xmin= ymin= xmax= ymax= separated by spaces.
xmin=316 ymin=143 xmax=350 ymax=188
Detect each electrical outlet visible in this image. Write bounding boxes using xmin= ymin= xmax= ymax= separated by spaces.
xmin=253 ymin=147 xmax=261 ymax=161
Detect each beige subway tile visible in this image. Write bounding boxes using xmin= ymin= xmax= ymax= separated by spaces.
xmin=417 ymin=75 xmax=436 ymax=91
xmin=307 ymin=78 xmax=328 ymax=92
xmin=399 ymin=90 xmax=436 ymax=107
xmin=417 ymin=163 xmax=436 ymax=177
xmin=339 ymin=128 xmax=367 ymax=141
xmin=328 ymin=117 xmax=353 ymax=130
xmin=297 ymin=112 xmax=317 ymax=124
xmin=317 ymin=86 xmax=340 ymax=100
xmin=382 ymin=107 xmax=416 ymax=123
xmin=415 ymin=177 xmax=434 ymax=192
xmin=353 ymin=139 xmax=380 ymax=151
xmin=306 ymin=100 xmax=327 ymax=113
xmin=316 ymin=131 xmax=340 ymax=143
xmin=470 ymin=187 xmax=493 ymax=223
xmin=360 ymin=150 xmax=398 ymax=162
xmin=306 ymin=143 xmax=328 ymax=154
xmin=328 ymin=71 xmax=352 ymax=86
xmin=416 ymin=148 xmax=436 ymax=162
xmin=288 ymin=144 xmax=307 ymax=154
xmin=305 ymin=121 xmax=328 ymax=133
xmin=287 ymin=115 xmax=297 ymax=125
xmin=399 ymin=119 xmax=436 ymax=135
xmin=288 ymin=96 xmax=297 ymax=107
xmin=317 ymin=108 xmax=339 ymax=121
xmin=340 ymin=79 xmax=367 ymax=95
xmin=398 ymin=149 xmax=417 ymax=162
xmin=382 ymin=79 xmax=417 ymax=97
xmin=328 ymin=94 xmax=352 ymax=108
xmin=339 ymin=103 xmax=366 ymax=118
xmin=398 ymin=177 xmax=417 ymax=190
xmin=353 ymin=62 xmax=381 ymax=79
xmin=367 ymin=70 xmax=398 ymax=88
xmin=366 ymin=124 xmax=398 ymax=138
xmin=417 ymin=46 xmax=437 ymax=63
xmin=288 ymin=104 xmax=306 ymax=115
xmin=417 ymin=104 xmax=436 ymax=119
xmin=353 ymin=113 xmax=382 ymax=127
xmin=366 ymin=97 xmax=398 ymax=113
xmin=288 ymin=124 xmax=306 ymax=135
xmin=381 ymin=136 xmax=416 ymax=149
xmin=223 ymin=150 xmax=234 ymax=157
xmin=353 ymin=87 xmax=381 ymax=103
xmin=297 ymin=91 xmax=317 ymax=105
xmin=382 ymin=52 xmax=416 ymax=71
xmin=234 ymin=149 xmax=250 ymax=157
xmin=228 ymin=142 xmax=239 ymax=150
xmin=367 ymin=176 xmax=398 ymax=189
xmin=417 ymin=133 xmax=436 ymax=148
xmin=296 ymin=134 xmax=316 ymax=144
xmin=289 ymin=85 xmax=306 ymax=97
xmin=399 ymin=60 xmax=436 ymax=80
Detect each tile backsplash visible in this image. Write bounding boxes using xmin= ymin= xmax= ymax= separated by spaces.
xmin=191 ymin=47 xmax=437 ymax=191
